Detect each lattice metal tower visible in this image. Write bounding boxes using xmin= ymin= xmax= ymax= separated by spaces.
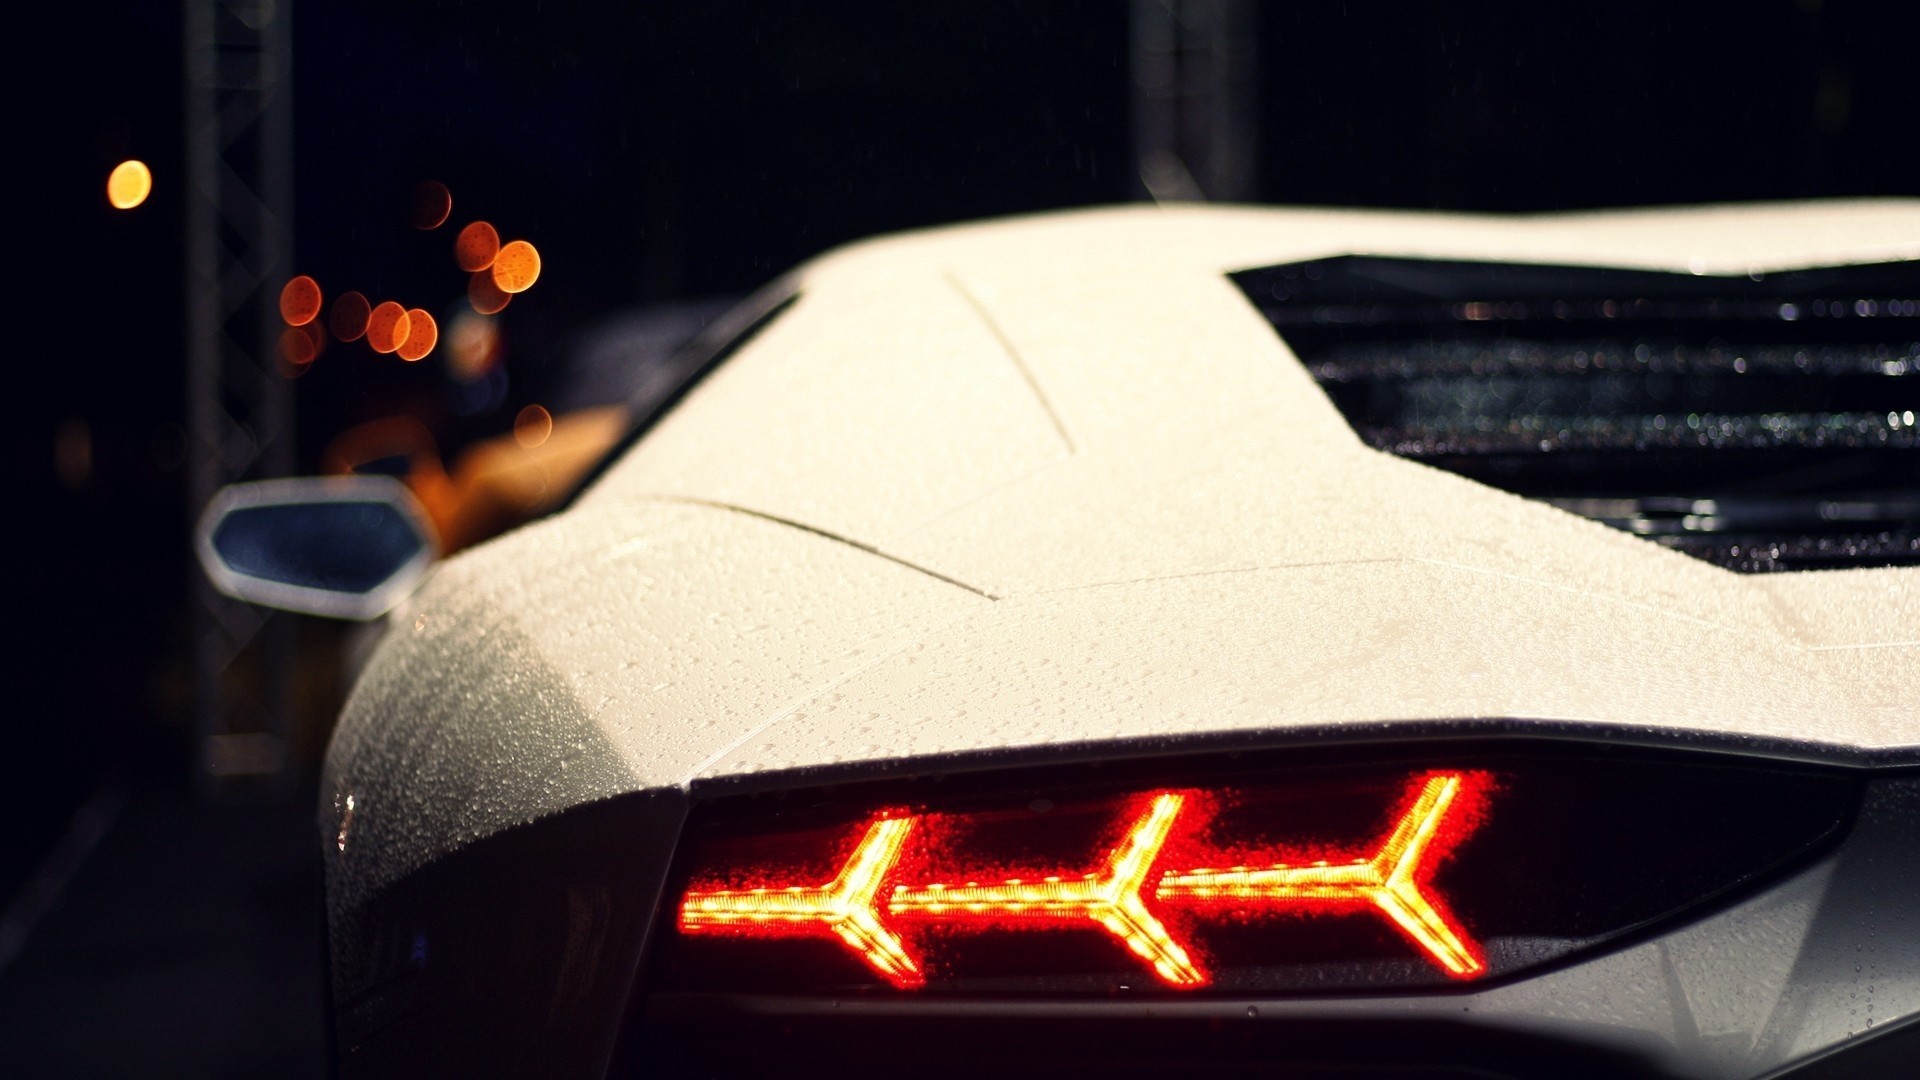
xmin=183 ymin=0 xmax=296 ymax=795
xmin=1131 ymin=0 xmax=1260 ymax=203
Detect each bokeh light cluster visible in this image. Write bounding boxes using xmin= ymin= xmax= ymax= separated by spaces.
xmin=453 ymin=220 xmax=541 ymax=312
xmin=271 ymin=180 xmax=541 ymax=380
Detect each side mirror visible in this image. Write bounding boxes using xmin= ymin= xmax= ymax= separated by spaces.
xmin=195 ymin=476 xmax=439 ymax=620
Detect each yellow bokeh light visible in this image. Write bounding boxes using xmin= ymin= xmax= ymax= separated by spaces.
xmin=107 ymin=160 xmax=152 ymax=210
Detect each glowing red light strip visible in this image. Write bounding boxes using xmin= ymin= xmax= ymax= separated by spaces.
xmin=1155 ymin=774 xmax=1484 ymax=976
xmin=888 ymin=792 xmax=1207 ymax=987
xmin=677 ymin=816 xmax=924 ymax=988
xmin=676 ymin=772 xmax=1486 ymax=988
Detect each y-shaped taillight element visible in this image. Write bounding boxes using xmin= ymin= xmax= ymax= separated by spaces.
xmin=678 ymin=816 xmax=924 ymax=987
xmin=1155 ymin=774 xmax=1483 ymax=976
xmin=890 ymin=792 xmax=1206 ymax=986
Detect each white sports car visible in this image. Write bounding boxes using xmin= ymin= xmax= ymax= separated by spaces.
xmin=217 ymin=202 xmax=1920 ymax=1078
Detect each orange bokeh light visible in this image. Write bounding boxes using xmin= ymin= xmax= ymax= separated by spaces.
xmin=279 ymin=275 xmax=323 ymax=327
xmin=491 ymin=240 xmax=542 ymax=293
xmin=366 ymin=301 xmax=412 ymax=355
xmin=107 ymin=160 xmax=152 ymax=210
xmin=468 ymin=270 xmax=512 ymax=315
xmin=279 ymin=326 xmax=316 ymax=366
xmin=277 ymin=322 xmax=325 ymax=377
xmin=409 ymin=180 xmax=453 ymax=230
xmin=455 ymin=221 xmax=500 ymax=272
xmin=513 ymin=404 xmax=554 ymax=448
xmin=330 ymin=291 xmax=372 ymax=342
xmin=396 ymin=309 xmax=438 ymax=361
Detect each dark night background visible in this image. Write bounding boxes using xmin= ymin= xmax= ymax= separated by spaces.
xmin=6 ymin=1 xmax=1920 ymax=1073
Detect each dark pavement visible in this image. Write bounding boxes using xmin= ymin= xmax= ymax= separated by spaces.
xmin=0 ymin=782 xmax=328 ymax=1078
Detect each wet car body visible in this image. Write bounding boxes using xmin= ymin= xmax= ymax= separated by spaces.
xmin=321 ymin=201 xmax=1920 ymax=1078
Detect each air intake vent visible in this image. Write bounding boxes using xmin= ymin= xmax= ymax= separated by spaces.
xmin=1232 ymin=256 xmax=1920 ymax=572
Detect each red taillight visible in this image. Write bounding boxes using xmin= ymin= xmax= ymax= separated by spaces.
xmin=891 ymin=791 xmax=1205 ymax=987
xmin=1156 ymin=774 xmax=1482 ymax=976
xmin=676 ymin=771 xmax=1488 ymax=989
xmin=679 ymin=816 xmax=924 ymax=988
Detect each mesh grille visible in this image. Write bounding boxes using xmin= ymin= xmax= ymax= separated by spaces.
xmin=1233 ymin=256 xmax=1920 ymax=572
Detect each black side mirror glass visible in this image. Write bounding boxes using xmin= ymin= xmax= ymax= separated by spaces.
xmin=195 ymin=477 xmax=439 ymax=619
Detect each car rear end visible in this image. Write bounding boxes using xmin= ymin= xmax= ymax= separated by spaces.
xmin=321 ymin=202 xmax=1920 ymax=1078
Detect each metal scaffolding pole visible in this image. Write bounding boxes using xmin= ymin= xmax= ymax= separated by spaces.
xmin=1131 ymin=0 xmax=1259 ymax=204
xmin=184 ymin=0 xmax=296 ymax=797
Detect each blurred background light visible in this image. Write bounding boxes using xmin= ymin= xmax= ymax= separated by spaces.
xmin=54 ymin=415 xmax=92 ymax=490
xmin=491 ymin=240 xmax=541 ymax=293
xmin=396 ymin=309 xmax=437 ymax=361
xmin=277 ymin=322 xmax=326 ymax=377
xmin=450 ymin=361 xmax=510 ymax=417
xmin=105 ymin=160 xmax=151 ymax=210
xmin=513 ymin=403 xmax=553 ymax=448
xmin=278 ymin=275 xmax=323 ymax=326
xmin=467 ymin=269 xmax=511 ymax=314
xmin=409 ymin=180 xmax=452 ymax=230
xmin=365 ymin=301 xmax=411 ymax=354
xmin=454 ymin=221 xmax=499 ymax=272
xmin=277 ymin=322 xmax=324 ymax=368
xmin=444 ymin=309 xmax=502 ymax=382
xmin=329 ymin=290 xmax=371 ymax=342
